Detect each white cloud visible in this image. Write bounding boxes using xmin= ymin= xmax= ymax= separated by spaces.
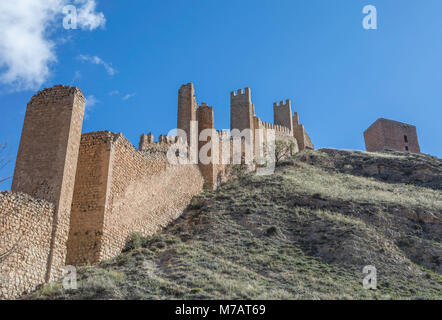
xmin=78 ymin=54 xmax=116 ymax=76
xmin=75 ymin=0 xmax=106 ymax=31
xmin=0 ymin=0 xmax=105 ymax=91
xmin=84 ymin=94 xmax=99 ymax=119
xmin=71 ymin=70 xmax=82 ymax=83
xmin=108 ymin=91 xmax=135 ymax=100
xmin=122 ymin=93 xmax=136 ymax=101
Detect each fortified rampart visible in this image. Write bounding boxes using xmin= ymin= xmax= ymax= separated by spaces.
xmin=0 ymin=82 xmax=313 ymax=299
xmin=66 ymin=132 xmax=203 ymax=265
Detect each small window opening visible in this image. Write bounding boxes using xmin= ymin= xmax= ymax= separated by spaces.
xmin=404 ymin=135 xmax=408 ymax=143
xmin=405 ymin=146 xmax=409 ymax=151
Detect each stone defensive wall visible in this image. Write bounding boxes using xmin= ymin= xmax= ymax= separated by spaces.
xmin=0 ymin=192 xmax=55 ymax=299
xmin=66 ymin=131 xmax=204 ymax=265
xmin=254 ymin=117 xmax=300 ymax=155
xmin=0 ymin=82 xmax=313 ymax=299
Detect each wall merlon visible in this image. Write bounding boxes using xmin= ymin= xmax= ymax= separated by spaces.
xmin=139 ymin=133 xmax=155 ymax=151
xmin=231 ymin=88 xmax=251 ymax=102
xmin=273 ymin=99 xmax=291 ymax=108
xmin=293 ymin=112 xmax=299 ymax=126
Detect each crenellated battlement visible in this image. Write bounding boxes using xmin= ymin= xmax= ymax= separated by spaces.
xmin=259 ymin=120 xmax=292 ymax=136
xmin=273 ymin=98 xmax=293 ymax=133
xmin=230 ymin=87 xmax=251 ymax=101
xmin=273 ymin=99 xmax=291 ymax=109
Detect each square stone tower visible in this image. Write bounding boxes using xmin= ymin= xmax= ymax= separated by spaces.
xmin=364 ymin=118 xmax=421 ymax=153
xmin=177 ymin=83 xmax=198 ymax=145
xmin=11 ymin=85 xmax=85 ymax=281
xmin=273 ymin=99 xmax=293 ymax=133
xmin=197 ymin=103 xmax=216 ymax=189
xmin=230 ymin=88 xmax=254 ymax=132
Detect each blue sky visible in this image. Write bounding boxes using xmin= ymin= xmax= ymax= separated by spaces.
xmin=1 ymin=0 xmax=441 ymax=190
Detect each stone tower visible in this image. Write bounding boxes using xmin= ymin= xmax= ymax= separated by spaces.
xmin=273 ymin=99 xmax=293 ymax=132
xmin=230 ymin=88 xmax=254 ymax=132
xmin=11 ymin=85 xmax=85 ymax=281
xmin=177 ymin=83 xmax=198 ymax=144
xmin=364 ymin=118 xmax=421 ymax=153
xmin=292 ymin=112 xmax=314 ymax=151
xmin=197 ymin=103 xmax=216 ymax=189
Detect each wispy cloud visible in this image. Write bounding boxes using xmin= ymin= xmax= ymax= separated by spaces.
xmin=122 ymin=93 xmax=136 ymax=101
xmin=78 ymin=54 xmax=116 ymax=76
xmin=108 ymin=90 xmax=136 ymax=101
xmin=0 ymin=0 xmax=106 ymax=91
xmin=84 ymin=94 xmax=99 ymax=119
xmin=71 ymin=70 xmax=82 ymax=84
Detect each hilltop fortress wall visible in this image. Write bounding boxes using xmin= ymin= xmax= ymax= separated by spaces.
xmin=0 ymin=83 xmax=313 ymax=299
xmin=66 ymin=132 xmax=204 ymax=265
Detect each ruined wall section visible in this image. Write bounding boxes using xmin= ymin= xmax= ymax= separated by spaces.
xmin=0 ymin=192 xmax=55 ymax=299
xmin=11 ymin=85 xmax=85 ymax=281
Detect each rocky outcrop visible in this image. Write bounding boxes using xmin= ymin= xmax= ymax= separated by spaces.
xmin=299 ymin=148 xmax=442 ymax=191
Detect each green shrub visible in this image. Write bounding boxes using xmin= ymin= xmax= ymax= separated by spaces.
xmin=124 ymin=232 xmax=146 ymax=252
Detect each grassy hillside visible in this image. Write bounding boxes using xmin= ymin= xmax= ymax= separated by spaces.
xmin=29 ymin=149 xmax=442 ymax=300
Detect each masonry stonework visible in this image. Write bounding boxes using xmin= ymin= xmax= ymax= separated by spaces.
xmin=293 ymin=112 xmax=314 ymax=151
xmin=197 ymin=104 xmax=217 ymax=189
xmin=101 ymin=134 xmax=204 ymax=261
xmin=0 ymin=192 xmax=55 ymax=299
xmin=139 ymin=132 xmax=154 ymax=151
xmin=364 ymin=118 xmax=421 ymax=153
xmin=231 ymin=88 xmax=255 ymax=133
xmin=66 ymin=131 xmax=204 ymax=265
xmin=178 ymin=83 xmax=198 ymax=145
xmin=0 ymin=82 xmax=314 ymax=299
xmin=274 ymin=100 xmax=294 ymax=133
xmin=11 ymin=85 xmax=85 ymax=282
xmin=66 ymin=132 xmax=112 ymax=265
